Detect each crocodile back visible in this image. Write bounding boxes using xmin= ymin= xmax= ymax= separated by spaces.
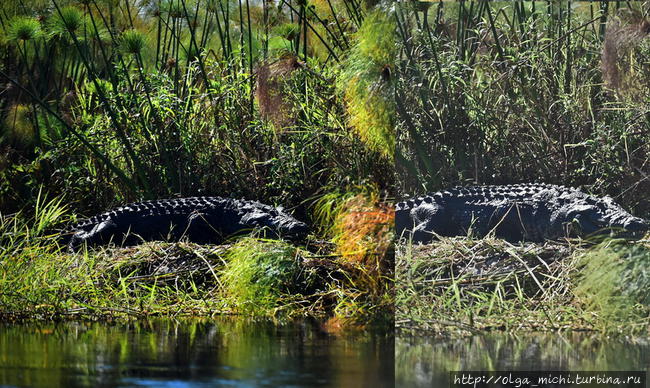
xmin=65 ymin=197 xmax=308 ymax=250
xmin=396 ymin=183 xmax=647 ymax=243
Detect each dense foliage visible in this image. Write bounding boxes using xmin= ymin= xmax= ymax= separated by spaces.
xmin=396 ymin=1 xmax=650 ymax=218
xmin=0 ymin=0 xmax=394 ymax=218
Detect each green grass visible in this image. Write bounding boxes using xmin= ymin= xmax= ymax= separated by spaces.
xmin=221 ymin=238 xmax=310 ymax=315
xmin=575 ymin=240 xmax=650 ymax=331
xmin=0 ymin=213 xmax=234 ymax=320
xmin=337 ymin=8 xmax=396 ymax=159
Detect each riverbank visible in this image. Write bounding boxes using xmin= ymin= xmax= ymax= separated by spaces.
xmin=0 ymin=238 xmax=392 ymax=330
xmin=0 ymin=191 xmax=394 ymax=331
xmin=396 ymin=235 xmax=650 ymax=336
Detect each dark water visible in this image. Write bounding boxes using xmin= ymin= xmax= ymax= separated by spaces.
xmin=396 ymin=333 xmax=650 ymax=387
xmin=0 ymin=318 xmax=393 ymax=388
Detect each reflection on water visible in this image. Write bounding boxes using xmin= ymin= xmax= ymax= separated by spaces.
xmin=396 ymin=332 xmax=650 ymax=387
xmin=0 ymin=318 xmax=393 ymax=388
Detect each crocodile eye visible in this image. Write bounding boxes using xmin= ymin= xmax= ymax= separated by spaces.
xmin=625 ymin=218 xmax=648 ymax=232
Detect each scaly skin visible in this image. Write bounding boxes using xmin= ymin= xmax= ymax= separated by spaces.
xmin=396 ymin=183 xmax=648 ymax=243
xmin=64 ymin=197 xmax=309 ymax=250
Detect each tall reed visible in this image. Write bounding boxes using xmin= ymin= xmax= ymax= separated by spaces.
xmin=0 ymin=0 xmax=390 ymax=215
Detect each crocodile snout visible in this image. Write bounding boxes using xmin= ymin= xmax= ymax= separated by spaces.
xmin=624 ymin=217 xmax=649 ymax=235
xmin=287 ymin=221 xmax=309 ymax=240
xmin=277 ymin=217 xmax=309 ymax=241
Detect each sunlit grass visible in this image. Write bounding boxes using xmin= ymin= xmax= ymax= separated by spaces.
xmin=221 ymin=238 xmax=308 ymax=315
xmin=314 ymin=187 xmax=394 ymax=328
xmin=575 ymin=240 xmax=650 ymax=332
xmin=6 ymin=16 xmax=42 ymax=42
xmin=338 ymin=9 xmax=396 ymax=159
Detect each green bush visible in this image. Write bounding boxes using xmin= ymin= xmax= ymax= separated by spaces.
xmin=221 ymin=238 xmax=305 ymax=314
xmin=0 ymin=0 xmax=391 ymax=216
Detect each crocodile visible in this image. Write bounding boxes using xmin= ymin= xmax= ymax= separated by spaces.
xmin=63 ymin=197 xmax=309 ymax=250
xmin=396 ymin=183 xmax=648 ymax=243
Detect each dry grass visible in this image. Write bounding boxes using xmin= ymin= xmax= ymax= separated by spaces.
xmin=255 ymin=53 xmax=304 ymax=131
xmin=331 ymin=193 xmax=394 ymax=270
xmin=602 ymin=10 xmax=650 ymax=102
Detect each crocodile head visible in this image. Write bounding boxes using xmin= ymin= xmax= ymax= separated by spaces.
xmin=240 ymin=207 xmax=309 ymax=241
xmin=274 ymin=214 xmax=309 ymax=241
xmin=560 ymin=196 xmax=648 ymax=239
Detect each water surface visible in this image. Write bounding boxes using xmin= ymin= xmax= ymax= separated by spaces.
xmin=396 ymin=332 xmax=650 ymax=387
xmin=0 ymin=318 xmax=393 ymax=387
